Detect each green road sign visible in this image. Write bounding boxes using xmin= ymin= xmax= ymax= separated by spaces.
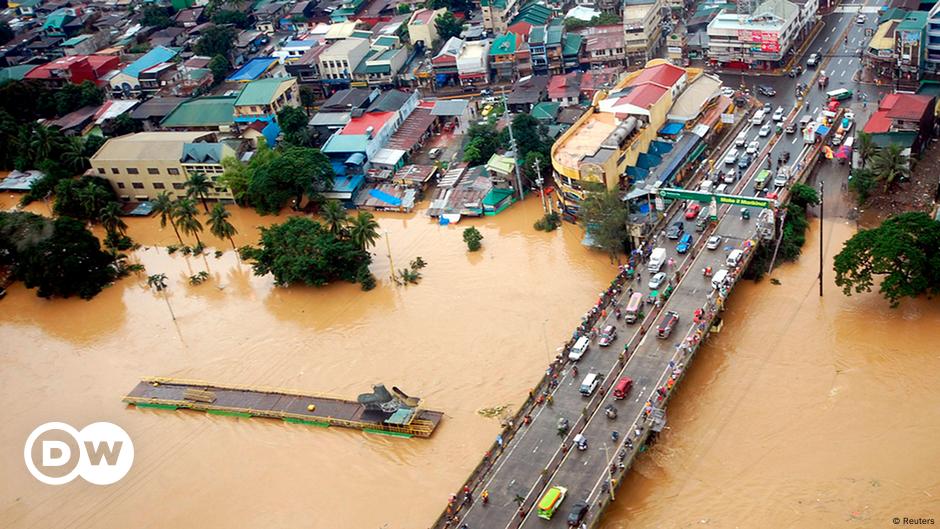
xmin=658 ymin=188 xmax=776 ymax=209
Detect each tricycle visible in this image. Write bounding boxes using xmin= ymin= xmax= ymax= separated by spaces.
xmin=741 ymin=208 xmax=751 ymax=220
xmin=557 ymin=417 xmax=569 ymax=435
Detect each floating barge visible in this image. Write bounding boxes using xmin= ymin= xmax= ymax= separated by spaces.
xmin=122 ymin=378 xmax=444 ymax=438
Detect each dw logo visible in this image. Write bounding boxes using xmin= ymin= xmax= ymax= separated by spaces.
xmin=24 ymin=422 xmax=134 ymax=485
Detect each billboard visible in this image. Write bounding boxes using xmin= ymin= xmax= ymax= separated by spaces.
xmin=737 ymin=29 xmax=781 ymax=52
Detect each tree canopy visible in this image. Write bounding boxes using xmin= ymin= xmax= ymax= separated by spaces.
xmin=53 ymin=176 xmax=118 ymax=221
xmin=0 ymin=212 xmax=116 ymax=299
xmin=435 ymin=12 xmax=465 ymax=42
xmin=579 ymin=189 xmax=629 ymax=261
xmin=277 ymin=106 xmax=312 ymax=146
xmin=245 ymin=146 xmax=334 ymax=214
xmin=141 ymin=5 xmax=176 ymax=29
xmin=212 ymin=9 xmax=251 ymax=28
xmin=240 ymin=216 xmax=373 ymax=287
xmin=563 ymin=13 xmax=621 ymax=31
xmin=463 ymin=122 xmax=500 ymax=166
xmin=195 ymin=25 xmax=237 ymax=58
xmin=833 ymin=212 xmax=940 ymax=307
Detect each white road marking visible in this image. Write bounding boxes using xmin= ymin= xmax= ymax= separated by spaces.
xmin=791 ymin=135 xmax=799 ymax=145
xmin=824 ymin=36 xmax=830 ymax=42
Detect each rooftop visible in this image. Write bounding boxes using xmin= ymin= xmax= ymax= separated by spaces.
xmin=627 ymin=62 xmax=686 ymax=88
xmin=409 ymin=8 xmax=437 ymax=25
xmin=92 ymin=132 xmax=211 ymax=162
xmin=161 ymin=96 xmax=237 ymax=127
xmin=122 ymin=46 xmax=180 ymax=78
xmin=226 ymin=56 xmax=279 ymax=82
xmin=339 ymin=111 xmax=395 ymax=134
xmin=554 ymin=111 xmax=619 ymax=168
xmin=234 ymin=77 xmax=294 ymax=106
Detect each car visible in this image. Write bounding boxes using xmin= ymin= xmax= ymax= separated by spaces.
xmin=723 ymin=147 xmax=739 ymax=165
xmin=428 ymin=148 xmax=442 ymax=159
xmin=762 ymin=102 xmax=772 ymax=113
xmin=827 ymin=99 xmax=841 ymax=112
xmin=685 ymin=202 xmax=701 ymax=219
xmin=745 ymin=140 xmax=760 ymax=155
xmin=706 ymin=235 xmax=722 ymax=250
xmin=772 ymin=106 xmax=785 ymax=121
xmin=695 ymin=211 xmax=710 ymax=232
xmin=666 ymin=221 xmax=684 ymax=239
xmin=656 ymin=311 xmax=680 ymax=339
xmin=757 ymin=85 xmax=776 ymax=97
xmin=807 ymin=52 xmax=821 ymax=67
xmin=856 ymin=14 xmax=866 ymax=24
xmin=723 ymin=169 xmax=736 ymax=184
xmin=737 ymin=154 xmax=752 ymax=169
xmin=598 ymin=325 xmax=617 ymax=347
xmin=676 ymin=233 xmax=693 ymax=254
xmin=734 ymin=130 xmax=748 ymax=147
xmin=481 ymin=104 xmax=494 ymax=117
xmin=758 ymin=123 xmax=772 ymax=137
xmin=567 ymin=501 xmax=589 ymax=527
xmin=721 ymin=87 xmax=736 ymax=97
xmin=785 ymin=121 xmax=797 ymax=134
xmin=648 ymin=272 xmax=667 ymax=290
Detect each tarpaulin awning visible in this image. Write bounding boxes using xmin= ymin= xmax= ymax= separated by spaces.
xmin=658 ymin=122 xmax=684 ymax=136
xmin=815 ymin=125 xmax=830 ymax=135
xmin=636 ymin=153 xmax=662 ymax=169
xmin=626 ymin=166 xmax=648 ymax=179
xmin=369 ymin=188 xmax=402 ymax=206
xmin=648 ymin=140 xmax=674 ymax=156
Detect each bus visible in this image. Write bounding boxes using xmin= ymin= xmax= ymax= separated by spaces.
xmin=826 ymin=88 xmax=853 ymax=101
xmin=537 ymin=486 xmax=568 ymax=520
xmin=624 ymin=292 xmax=643 ymax=324
xmin=754 ymin=169 xmax=771 ymax=191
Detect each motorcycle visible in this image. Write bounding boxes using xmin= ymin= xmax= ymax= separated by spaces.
xmin=605 ymin=404 xmax=618 ymax=420
xmin=574 ymin=433 xmax=588 ymax=450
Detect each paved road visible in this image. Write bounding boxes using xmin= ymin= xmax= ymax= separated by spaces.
xmin=453 ymin=7 xmax=876 ymax=529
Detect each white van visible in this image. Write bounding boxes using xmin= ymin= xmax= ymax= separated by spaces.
xmin=726 ymin=249 xmax=744 ymax=267
xmin=699 ymin=179 xmax=714 ymax=193
xmin=734 ymin=130 xmax=748 ymax=147
xmin=579 ymin=373 xmax=601 ymax=396
xmin=751 ymin=110 xmax=766 ymax=125
xmin=568 ymin=335 xmax=590 ymax=361
xmin=648 ymin=247 xmax=667 ymax=273
xmin=711 ymin=268 xmax=729 ymax=290
xmin=723 ymin=147 xmax=739 ymax=165
xmin=715 ymin=183 xmax=728 ymax=194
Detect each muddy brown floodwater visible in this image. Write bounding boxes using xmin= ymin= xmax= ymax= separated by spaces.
xmin=0 ymin=196 xmax=617 ymax=529
xmin=2 ymin=192 xmax=938 ymax=529
xmin=603 ymin=219 xmax=940 ymax=528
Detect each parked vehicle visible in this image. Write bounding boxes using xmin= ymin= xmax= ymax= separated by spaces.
xmin=537 ymin=486 xmax=568 ymax=520
xmin=676 ymin=233 xmax=693 ymax=254
xmin=598 ymin=325 xmax=617 ymax=347
xmin=656 ymin=311 xmax=680 ymax=339
xmin=711 ymin=268 xmax=729 ymax=290
xmin=568 ymin=335 xmax=590 ymax=361
xmin=648 ymin=272 xmax=667 ymax=290
xmin=624 ymin=292 xmax=643 ymax=323
xmin=567 ymin=501 xmax=589 ymax=527
xmin=648 ymin=247 xmax=667 ymax=272
xmin=727 ymin=249 xmax=744 ymax=267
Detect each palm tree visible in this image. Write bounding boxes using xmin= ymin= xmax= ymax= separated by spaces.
xmin=185 ymin=172 xmax=212 ymax=213
xmin=856 ymin=132 xmax=878 ymax=169
xmin=869 ymin=143 xmax=909 ymax=191
xmin=173 ymin=198 xmax=204 ymax=246
xmin=28 ymin=124 xmax=57 ymax=163
xmin=147 ymin=273 xmax=176 ymax=321
xmin=348 ymin=210 xmax=380 ymax=251
xmin=60 ymin=136 xmax=88 ymax=174
xmin=152 ymin=191 xmax=184 ymax=245
xmin=321 ymin=199 xmax=348 ymax=236
xmin=207 ymin=203 xmax=238 ymax=251
xmin=99 ymin=202 xmax=128 ymax=238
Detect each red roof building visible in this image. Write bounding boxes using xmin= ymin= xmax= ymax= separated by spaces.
xmin=615 ymin=82 xmax=668 ymax=109
xmin=340 ymin=111 xmax=395 ymax=135
xmin=25 ymin=55 xmax=121 ymax=87
xmin=862 ymin=92 xmax=936 ymax=153
xmin=627 ymin=62 xmax=686 ymax=90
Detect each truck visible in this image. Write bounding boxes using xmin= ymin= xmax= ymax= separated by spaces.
xmin=648 ymin=247 xmax=667 ymax=273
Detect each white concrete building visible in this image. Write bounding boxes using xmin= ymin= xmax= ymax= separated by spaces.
xmin=319 ymin=38 xmax=371 ymax=80
xmin=456 ymin=40 xmax=491 ymax=86
xmin=707 ymin=0 xmax=802 ymax=67
xmin=623 ymin=0 xmax=664 ymax=67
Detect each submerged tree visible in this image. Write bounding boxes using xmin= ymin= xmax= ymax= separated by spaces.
xmin=147 ymin=273 xmax=176 ymax=320
xmin=579 ymin=189 xmax=629 ymax=262
xmin=152 ymin=191 xmax=184 ymax=245
xmin=207 ymin=203 xmax=238 ymax=251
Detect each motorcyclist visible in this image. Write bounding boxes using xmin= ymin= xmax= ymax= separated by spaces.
xmin=611 ymin=431 xmax=619 ymax=441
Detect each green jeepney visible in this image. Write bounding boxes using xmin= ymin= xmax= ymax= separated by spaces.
xmin=754 ymin=169 xmax=771 ymax=191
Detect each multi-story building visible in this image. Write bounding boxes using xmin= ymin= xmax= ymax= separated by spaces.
xmin=577 ymin=25 xmax=626 ymax=67
xmin=233 ymin=77 xmax=300 ymax=124
xmin=318 ymin=37 xmax=371 ymax=83
xmin=89 ymin=132 xmax=225 ymax=202
xmin=623 ymin=0 xmax=663 ymax=68
xmin=24 ymin=54 xmax=120 ymax=88
xmin=408 ymin=8 xmax=447 ymax=47
xmin=897 ymin=11 xmax=927 ymax=83
xmin=489 ymin=33 xmax=532 ymax=81
xmin=352 ymin=48 xmax=408 ymax=87
xmin=551 ymin=61 xmax=688 ymax=202
xmin=456 ymin=40 xmax=491 ymax=86
xmin=707 ymin=0 xmax=803 ymax=69
xmin=481 ymin=0 xmax=523 ymax=35
xmin=109 ymin=46 xmax=180 ymax=98
xmin=529 ymin=22 xmax=565 ymax=74
xmin=862 ymin=92 xmax=936 ymax=154
xmin=254 ymin=2 xmax=287 ymax=34
xmin=866 ymin=10 xmax=907 ymax=80
xmin=431 ymin=36 xmax=463 ymax=87
xmin=925 ymin=4 xmax=940 ymax=73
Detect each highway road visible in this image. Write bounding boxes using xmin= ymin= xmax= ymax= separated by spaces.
xmin=453 ymin=5 xmax=884 ymax=529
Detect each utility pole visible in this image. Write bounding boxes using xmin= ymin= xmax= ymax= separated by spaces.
xmin=603 ymin=443 xmax=615 ymax=501
xmin=818 ymin=180 xmax=824 ymax=297
xmin=533 ymin=156 xmax=546 ymax=213
xmin=503 ymin=93 xmax=526 ymax=202
xmin=385 ymin=232 xmax=396 ymax=282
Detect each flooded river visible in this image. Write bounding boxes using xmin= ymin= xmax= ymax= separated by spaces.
xmin=604 ymin=219 xmax=940 ymax=528
xmin=0 ymin=196 xmax=616 ymax=529
xmin=2 ymin=193 xmax=938 ymax=528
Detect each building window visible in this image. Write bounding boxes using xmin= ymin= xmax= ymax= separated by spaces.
xmin=172 ymin=182 xmax=185 ymax=190
xmin=168 ymin=168 xmax=180 ymax=175
xmin=111 ymin=167 xmax=119 ymax=174
xmin=153 ymin=182 xmax=166 ymax=189
xmin=132 ymin=182 xmax=144 ymax=189
xmin=147 ymin=167 xmax=160 ymax=175
xmin=117 ymin=182 xmax=125 ymax=189
xmin=127 ymin=167 xmax=139 ymax=175
xmin=97 ymin=167 xmax=105 ymax=175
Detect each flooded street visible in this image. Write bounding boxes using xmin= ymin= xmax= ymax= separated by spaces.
xmin=0 ymin=197 xmax=615 ymax=529
xmin=604 ymin=219 xmax=940 ymax=528
xmin=2 ymin=191 xmax=938 ymax=529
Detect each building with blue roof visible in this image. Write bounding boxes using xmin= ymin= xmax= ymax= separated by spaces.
xmin=109 ymin=46 xmax=180 ymax=97
xmin=226 ymin=57 xmax=279 ymax=82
